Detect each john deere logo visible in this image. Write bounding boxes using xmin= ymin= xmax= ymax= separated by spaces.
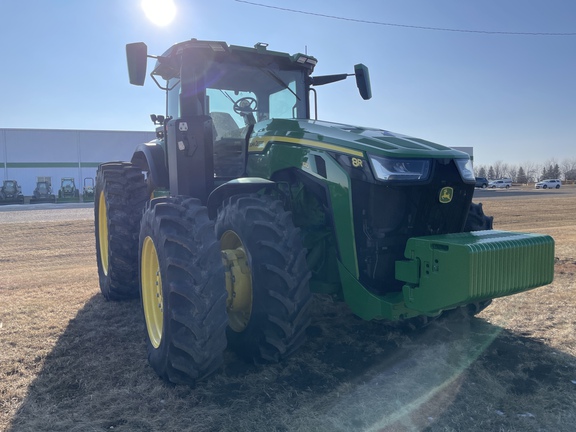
xmin=439 ymin=187 xmax=453 ymax=204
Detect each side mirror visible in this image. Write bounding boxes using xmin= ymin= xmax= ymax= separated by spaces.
xmin=354 ymin=64 xmax=372 ymax=100
xmin=126 ymin=42 xmax=148 ymax=86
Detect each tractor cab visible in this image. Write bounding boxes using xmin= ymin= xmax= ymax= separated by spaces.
xmin=31 ymin=180 xmax=56 ymax=203
xmin=0 ymin=180 xmax=24 ymax=203
xmin=126 ymin=40 xmax=370 ymax=202
xmin=58 ymin=177 xmax=80 ymax=201
xmin=2 ymin=180 xmax=18 ymax=195
xmin=83 ymin=177 xmax=95 ymax=202
xmin=37 ymin=182 xmax=49 ymax=193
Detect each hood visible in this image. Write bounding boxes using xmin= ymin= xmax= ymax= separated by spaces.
xmin=251 ymin=119 xmax=468 ymax=159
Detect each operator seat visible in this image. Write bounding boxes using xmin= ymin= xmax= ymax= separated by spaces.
xmin=210 ymin=112 xmax=246 ymax=178
xmin=210 ymin=112 xmax=240 ymax=139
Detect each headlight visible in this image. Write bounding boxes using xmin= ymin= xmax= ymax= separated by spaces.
xmin=455 ymin=158 xmax=475 ymax=182
xmin=368 ymin=155 xmax=430 ymax=181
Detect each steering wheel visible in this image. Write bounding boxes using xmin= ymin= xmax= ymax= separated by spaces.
xmin=233 ymin=97 xmax=258 ymax=115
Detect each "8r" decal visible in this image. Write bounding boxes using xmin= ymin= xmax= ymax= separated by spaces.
xmin=351 ymin=157 xmax=363 ymax=168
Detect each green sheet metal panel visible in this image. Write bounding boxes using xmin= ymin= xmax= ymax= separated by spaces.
xmin=398 ymin=230 xmax=555 ymax=313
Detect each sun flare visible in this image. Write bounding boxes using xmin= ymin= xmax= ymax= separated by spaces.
xmin=141 ymin=0 xmax=176 ymax=27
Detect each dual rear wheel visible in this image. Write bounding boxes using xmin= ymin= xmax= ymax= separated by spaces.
xmin=95 ymin=178 xmax=311 ymax=385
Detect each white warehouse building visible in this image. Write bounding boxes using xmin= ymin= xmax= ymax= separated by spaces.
xmin=0 ymin=128 xmax=155 ymax=197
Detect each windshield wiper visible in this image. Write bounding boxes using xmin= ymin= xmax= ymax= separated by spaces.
xmin=262 ymin=69 xmax=300 ymax=101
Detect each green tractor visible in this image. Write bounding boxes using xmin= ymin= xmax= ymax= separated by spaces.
xmin=0 ymin=180 xmax=25 ymax=204
xmin=94 ymin=39 xmax=554 ymax=385
xmin=30 ymin=180 xmax=56 ymax=203
xmin=57 ymin=177 xmax=80 ymax=202
xmin=82 ymin=177 xmax=95 ymax=202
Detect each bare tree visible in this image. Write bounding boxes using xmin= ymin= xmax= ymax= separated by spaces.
xmin=523 ymin=161 xmax=538 ymax=183
xmin=474 ymin=164 xmax=487 ymax=178
xmin=478 ymin=158 xmax=574 ymax=183
xmin=565 ymin=169 xmax=576 ymax=182
xmin=508 ymin=165 xmax=518 ymax=182
xmin=493 ymin=160 xmax=504 ymax=179
xmin=560 ymin=157 xmax=576 ymax=180
xmin=540 ymin=158 xmax=561 ymax=180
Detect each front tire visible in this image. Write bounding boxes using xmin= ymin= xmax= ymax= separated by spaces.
xmin=216 ymin=194 xmax=312 ymax=363
xmin=94 ymin=162 xmax=148 ymax=300
xmin=139 ymin=197 xmax=228 ymax=385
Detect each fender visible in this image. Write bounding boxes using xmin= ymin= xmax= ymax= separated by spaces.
xmin=207 ymin=178 xmax=277 ymax=219
xmin=130 ymin=142 xmax=169 ymax=189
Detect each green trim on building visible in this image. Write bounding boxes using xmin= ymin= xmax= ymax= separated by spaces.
xmin=6 ymin=162 xmax=102 ymax=168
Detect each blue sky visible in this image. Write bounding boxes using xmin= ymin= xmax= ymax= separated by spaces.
xmin=1 ymin=0 xmax=574 ymax=167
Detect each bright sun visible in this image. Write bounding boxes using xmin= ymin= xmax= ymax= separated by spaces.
xmin=141 ymin=0 xmax=176 ymax=27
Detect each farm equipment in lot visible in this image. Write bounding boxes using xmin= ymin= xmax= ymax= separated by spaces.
xmin=0 ymin=180 xmax=25 ymax=204
xmin=82 ymin=177 xmax=95 ymax=202
xmin=30 ymin=181 xmax=56 ymax=203
xmin=94 ymin=39 xmax=555 ymax=385
xmin=57 ymin=177 xmax=80 ymax=202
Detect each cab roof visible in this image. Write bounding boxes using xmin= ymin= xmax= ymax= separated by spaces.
xmin=152 ymin=39 xmax=318 ymax=80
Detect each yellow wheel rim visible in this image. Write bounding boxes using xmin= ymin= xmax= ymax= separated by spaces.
xmin=97 ymin=191 xmax=109 ymax=275
xmin=221 ymin=231 xmax=253 ymax=332
xmin=141 ymin=236 xmax=163 ymax=348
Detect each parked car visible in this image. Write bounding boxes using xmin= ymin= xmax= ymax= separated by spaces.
xmin=489 ymin=179 xmax=511 ymax=189
xmin=475 ymin=177 xmax=489 ymax=188
xmin=535 ymin=179 xmax=561 ymax=189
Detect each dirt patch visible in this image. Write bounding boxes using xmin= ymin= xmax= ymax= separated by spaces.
xmin=1 ymin=193 xmax=575 ymax=432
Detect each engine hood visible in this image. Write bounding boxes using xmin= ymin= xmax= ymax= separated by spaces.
xmin=250 ymin=118 xmax=469 ymax=159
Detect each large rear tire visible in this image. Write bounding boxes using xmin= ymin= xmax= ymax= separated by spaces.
xmin=139 ymin=197 xmax=228 ymax=385
xmin=216 ymin=194 xmax=312 ymax=362
xmin=94 ymin=162 xmax=148 ymax=300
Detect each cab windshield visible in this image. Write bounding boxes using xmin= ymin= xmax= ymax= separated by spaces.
xmin=173 ymin=57 xmax=308 ymax=139
xmin=4 ymin=181 xmax=16 ymax=193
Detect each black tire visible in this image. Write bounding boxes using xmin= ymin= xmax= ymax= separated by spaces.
xmin=139 ymin=197 xmax=228 ymax=385
xmin=556 ymin=185 xmax=560 ymax=189
xmin=481 ymin=183 xmax=487 ymax=189
xmin=215 ymin=194 xmax=312 ymax=362
xmin=543 ymin=184 xmax=548 ymax=189
xmin=464 ymin=202 xmax=493 ymax=231
xmin=94 ymin=162 xmax=148 ymax=300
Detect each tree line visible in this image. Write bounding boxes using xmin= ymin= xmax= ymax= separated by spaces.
xmin=474 ymin=157 xmax=576 ymax=183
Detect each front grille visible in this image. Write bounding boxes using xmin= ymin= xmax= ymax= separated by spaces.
xmin=351 ymin=159 xmax=474 ymax=294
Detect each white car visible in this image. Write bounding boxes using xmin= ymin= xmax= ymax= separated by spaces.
xmin=489 ymin=179 xmax=511 ymax=189
xmin=535 ymin=179 xmax=561 ymax=189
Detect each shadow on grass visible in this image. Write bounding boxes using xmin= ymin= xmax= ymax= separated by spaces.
xmin=8 ymin=295 xmax=576 ymax=432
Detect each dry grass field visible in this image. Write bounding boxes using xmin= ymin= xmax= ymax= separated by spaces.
xmin=1 ymin=188 xmax=575 ymax=432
